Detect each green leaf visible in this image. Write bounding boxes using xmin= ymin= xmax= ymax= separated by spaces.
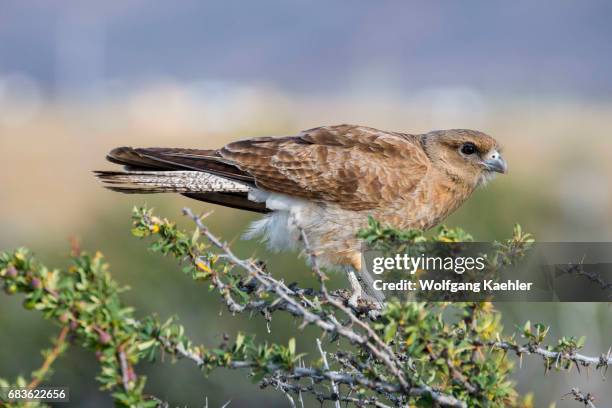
xmin=235 ymin=333 xmax=245 ymax=351
xmin=137 ymin=339 xmax=157 ymax=351
xmin=384 ymin=321 xmax=397 ymax=343
xmin=288 ymin=338 xmax=296 ymax=356
xmin=131 ymin=227 xmax=147 ymax=238
xmin=191 ymin=228 xmax=200 ymax=245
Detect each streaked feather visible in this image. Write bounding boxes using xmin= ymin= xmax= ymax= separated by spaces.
xmin=94 ymin=170 xmax=250 ymax=194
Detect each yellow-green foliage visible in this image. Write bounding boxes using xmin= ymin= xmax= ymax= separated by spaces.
xmin=0 ymin=206 xmax=584 ymax=408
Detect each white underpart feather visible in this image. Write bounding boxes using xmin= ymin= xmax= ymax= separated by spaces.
xmin=478 ymin=171 xmax=497 ymax=187
xmin=243 ymin=190 xmax=314 ymax=252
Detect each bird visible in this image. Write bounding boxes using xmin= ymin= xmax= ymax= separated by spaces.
xmin=95 ymin=124 xmax=507 ymax=304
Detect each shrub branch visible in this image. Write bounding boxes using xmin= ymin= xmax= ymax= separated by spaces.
xmin=0 ymin=207 xmax=608 ymax=408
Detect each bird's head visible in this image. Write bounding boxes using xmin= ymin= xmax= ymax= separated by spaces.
xmin=422 ymin=129 xmax=507 ymax=186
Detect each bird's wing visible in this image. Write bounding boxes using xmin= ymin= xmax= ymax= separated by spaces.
xmin=107 ymin=147 xmax=255 ymax=183
xmin=219 ymin=124 xmax=431 ymax=211
xmin=102 ymin=125 xmax=430 ymax=212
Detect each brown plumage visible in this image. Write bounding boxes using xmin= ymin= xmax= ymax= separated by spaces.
xmin=96 ymin=124 xmax=506 ymax=301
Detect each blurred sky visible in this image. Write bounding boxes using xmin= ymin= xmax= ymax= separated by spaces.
xmin=2 ymin=0 xmax=612 ymax=102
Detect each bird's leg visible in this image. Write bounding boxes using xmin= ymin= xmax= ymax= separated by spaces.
xmin=347 ymin=251 xmax=385 ymax=316
xmin=345 ymin=264 xmax=385 ymax=318
xmin=347 ymin=269 xmax=363 ymax=308
xmin=346 ymin=267 xmax=384 ymax=320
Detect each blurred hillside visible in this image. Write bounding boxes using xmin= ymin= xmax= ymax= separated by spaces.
xmin=1 ymin=90 xmax=612 ymax=244
xmin=1 ymin=2 xmax=612 ymax=407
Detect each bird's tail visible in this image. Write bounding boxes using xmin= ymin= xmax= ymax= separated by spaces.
xmin=94 ymin=170 xmax=250 ymax=194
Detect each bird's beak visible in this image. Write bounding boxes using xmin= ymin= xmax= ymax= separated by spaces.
xmin=483 ymin=150 xmax=507 ymax=174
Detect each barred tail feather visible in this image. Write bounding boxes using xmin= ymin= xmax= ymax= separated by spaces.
xmin=94 ymin=170 xmax=251 ymax=194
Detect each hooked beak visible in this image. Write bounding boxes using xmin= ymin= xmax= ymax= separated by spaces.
xmin=483 ymin=150 xmax=507 ymax=174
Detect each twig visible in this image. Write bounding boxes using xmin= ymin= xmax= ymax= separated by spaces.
xmin=118 ymin=348 xmax=131 ymax=392
xmin=562 ymin=388 xmax=597 ymax=408
xmin=172 ymin=208 xmax=468 ymax=407
xmin=280 ymin=385 xmax=297 ymax=408
xmin=157 ymin=334 xmax=400 ymax=393
xmin=28 ymin=326 xmax=70 ymax=389
xmin=317 ymin=338 xmax=341 ymax=408
xmin=147 ymin=208 xmax=612 ymax=408
xmin=558 ymin=261 xmax=612 ymax=294
xmin=481 ymin=340 xmax=612 ymax=372
xmin=298 ymin=228 xmax=411 ymax=393
xmin=261 ymin=376 xmax=394 ymax=408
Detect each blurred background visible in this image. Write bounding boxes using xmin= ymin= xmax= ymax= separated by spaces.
xmin=1 ymin=1 xmax=612 ymax=406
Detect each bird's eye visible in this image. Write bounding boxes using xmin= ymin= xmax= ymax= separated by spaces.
xmin=460 ymin=143 xmax=477 ymax=155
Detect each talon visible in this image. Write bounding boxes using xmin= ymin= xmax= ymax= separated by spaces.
xmin=348 ymin=292 xmax=361 ymax=309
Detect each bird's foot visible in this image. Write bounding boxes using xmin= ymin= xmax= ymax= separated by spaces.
xmin=346 ymin=270 xmax=383 ymax=318
xmin=347 ymin=270 xmax=363 ymax=308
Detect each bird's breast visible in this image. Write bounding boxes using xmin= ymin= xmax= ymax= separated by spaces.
xmin=379 ymin=176 xmax=476 ymax=231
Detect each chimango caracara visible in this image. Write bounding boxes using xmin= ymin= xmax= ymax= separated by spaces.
xmin=96 ymin=124 xmax=507 ymax=303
